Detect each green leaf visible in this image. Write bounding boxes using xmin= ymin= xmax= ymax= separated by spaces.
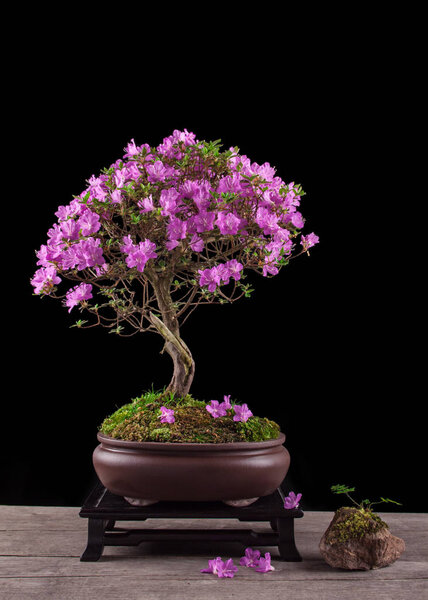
xmin=380 ymin=497 xmax=402 ymax=505
xmin=331 ymin=484 xmax=356 ymax=495
xmin=70 ymin=319 xmax=88 ymax=329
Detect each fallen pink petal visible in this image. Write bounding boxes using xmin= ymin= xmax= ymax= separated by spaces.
xmin=254 ymin=552 xmax=275 ymax=572
xmin=200 ymin=557 xmax=223 ymax=574
xmin=239 ymin=547 xmax=261 ymax=568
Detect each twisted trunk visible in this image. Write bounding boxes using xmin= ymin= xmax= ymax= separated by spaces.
xmin=149 ymin=274 xmax=195 ymax=398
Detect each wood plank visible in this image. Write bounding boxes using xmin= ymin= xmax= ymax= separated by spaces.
xmin=0 ymin=576 xmax=426 ymax=600
xmin=0 ymin=507 xmax=426 ymax=599
xmin=0 ymin=527 xmax=425 ymax=562
xmin=1 ymin=506 xmax=426 ymax=532
xmin=0 ymin=551 xmax=426 ymax=580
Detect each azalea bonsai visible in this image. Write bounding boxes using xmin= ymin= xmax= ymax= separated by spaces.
xmin=31 ymin=129 xmax=318 ymax=440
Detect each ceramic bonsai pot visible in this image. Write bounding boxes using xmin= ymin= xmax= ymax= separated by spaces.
xmin=93 ymin=431 xmax=290 ymax=504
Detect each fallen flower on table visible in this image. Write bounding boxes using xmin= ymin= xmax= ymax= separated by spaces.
xmin=201 ymin=557 xmax=237 ymax=578
xmin=239 ymin=547 xmax=261 ymax=568
xmin=200 ymin=556 xmax=224 ymax=575
xmin=283 ymin=491 xmax=302 ymax=509
xmin=254 ymin=552 xmax=275 ymax=573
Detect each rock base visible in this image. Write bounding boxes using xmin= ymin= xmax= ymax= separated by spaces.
xmin=319 ymin=508 xmax=405 ymax=570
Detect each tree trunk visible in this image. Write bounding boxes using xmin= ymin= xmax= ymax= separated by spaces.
xmin=149 ymin=275 xmax=195 ymax=398
xmin=149 ymin=312 xmax=195 ymax=397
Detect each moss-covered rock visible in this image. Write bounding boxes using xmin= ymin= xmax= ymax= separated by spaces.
xmin=319 ymin=506 xmax=405 ymax=570
xmin=99 ymin=390 xmax=281 ymax=443
xmin=324 ymin=507 xmax=389 ymax=545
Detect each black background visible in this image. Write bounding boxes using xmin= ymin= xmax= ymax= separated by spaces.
xmin=2 ymin=12 xmax=423 ymax=512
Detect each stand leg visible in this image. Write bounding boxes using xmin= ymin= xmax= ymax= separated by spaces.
xmin=270 ymin=518 xmax=278 ymax=531
xmin=80 ymin=519 xmax=107 ymax=562
xmin=277 ymin=518 xmax=302 ymax=561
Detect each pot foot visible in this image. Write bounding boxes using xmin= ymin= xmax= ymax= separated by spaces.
xmin=222 ymin=497 xmax=259 ymax=507
xmin=124 ymin=497 xmax=159 ymax=506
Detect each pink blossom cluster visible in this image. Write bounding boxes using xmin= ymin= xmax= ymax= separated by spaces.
xmin=205 ymin=396 xmax=253 ymax=422
xmin=31 ymin=129 xmax=319 ymax=315
xmin=121 ymin=236 xmax=158 ymax=273
xmin=198 ymin=260 xmax=243 ymax=292
xmin=201 ymin=547 xmax=275 ymax=578
xmin=64 ymin=283 xmax=93 ymax=313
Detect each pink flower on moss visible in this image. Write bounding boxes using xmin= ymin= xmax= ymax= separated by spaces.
xmin=159 ymin=406 xmax=175 ymax=424
xmin=206 ymin=400 xmax=227 ymax=418
xmin=233 ymin=403 xmax=253 ymax=423
xmin=221 ymin=395 xmax=232 ymax=409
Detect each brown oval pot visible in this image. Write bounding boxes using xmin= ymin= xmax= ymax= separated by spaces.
xmin=93 ymin=432 xmax=290 ymax=502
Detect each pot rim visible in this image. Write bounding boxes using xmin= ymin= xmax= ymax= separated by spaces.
xmin=96 ymin=431 xmax=286 ymax=451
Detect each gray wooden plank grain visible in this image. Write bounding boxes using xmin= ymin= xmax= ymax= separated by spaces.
xmin=0 ymin=507 xmax=426 ymax=600
xmin=0 ymin=576 xmax=426 ymax=600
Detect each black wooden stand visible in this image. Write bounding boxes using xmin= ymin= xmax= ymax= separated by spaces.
xmin=79 ymin=480 xmax=303 ymax=562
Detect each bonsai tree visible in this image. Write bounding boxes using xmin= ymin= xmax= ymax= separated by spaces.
xmin=31 ymin=129 xmax=319 ymax=398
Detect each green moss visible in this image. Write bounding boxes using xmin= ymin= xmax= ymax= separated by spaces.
xmin=325 ymin=507 xmax=389 ymax=545
xmin=99 ymin=389 xmax=281 ymax=443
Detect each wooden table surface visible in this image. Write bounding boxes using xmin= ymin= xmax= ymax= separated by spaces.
xmin=0 ymin=507 xmax=426 ymax=599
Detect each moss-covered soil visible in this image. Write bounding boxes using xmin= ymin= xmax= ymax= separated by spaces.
xmin=99 ymin=390 xmax=281 ymax=443
xmin=325 ymin=507 xmax=389 ymax=545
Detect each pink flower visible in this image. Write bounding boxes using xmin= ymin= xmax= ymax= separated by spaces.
xmin=301 ymin=232 xmax=319 ymax=250
xmin=60 ymin=219 xmax=80 ymax=240
xmin=254 ymin=552 xmax=275 ymax=573
xmin=73 ymin=238 xmax=105 ymax=270
xmin=224 ymin=259 xmax=243 ymax=281
xmin=200 ymin=557 xmax=237 ymax=578
xmin=283 ymin=491 xmax=302 ymax=510
xmin=221 ymin=395 xmax=232 ymax=409
xmin=77 ymin=211 xmax=101 ymax=236
xmin=206 ymin=400 xmax=227 ymax=419
xmin=198 ymin=266 xmax=222 ymax=292
xmin=216 ymin=211 xmax=241 ymax=235
xmin=31 ymin=266 xmax=61 ymax=295
xmin=138 ymin=195 xmax=155 ymax=213
xmin=123 ymin=138 xmax=140 ymax=157
xmin=110 ymin=190 xmax=122 ymax=204
xmin=159 ymin=406 xmax=175 ymax=424
xmin=189 ymin=234 xmax=204 ymax=252
xmin=200 ymin=557 xmax=224 ymax=575
xmin=217 ymin=558 xmax=238 ymax=578
xmin=233 ymin=403 xmax=253 ymax=423
xmin=64 ymin=283 xmax=93 ymax=313
xmin=193 ymin=210 xmax=216 ymax=233
xmin=114 ymin=168 xmax=125 ymax=188
xmin=239 ymin=547 xmax=261 ymax=568
xmin=160 ymin=188 xmax=181 ymax=216
xmin=124 ymin=239 xmax=157 ymax=272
